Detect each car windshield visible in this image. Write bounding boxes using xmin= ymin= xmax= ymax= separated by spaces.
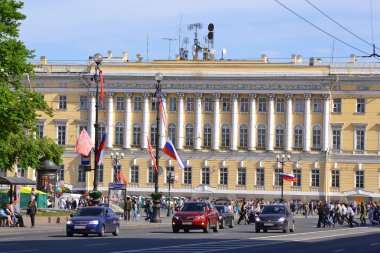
xmin=74 ymin=208 xmax=103 ymax=217
xmin=181 ymin=203 xmax=206 ymax=212
xmin=261 ymin=206 xmax=285 ymax=214
xmin=215 ymin=206 xmax=225 ymax=213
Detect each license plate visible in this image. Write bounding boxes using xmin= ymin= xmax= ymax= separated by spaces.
xmin=264 ymin=223 xmax=273 ymax=226
xmin=182 ymin=222 xmax=192 ymax=225
xmin=74 ymin=225 xmax=86 ymax=229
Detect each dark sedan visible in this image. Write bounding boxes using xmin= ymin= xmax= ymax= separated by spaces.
xmin=255 ymin=204 xmax=294 ymax=233
xmin=215 ymin=205 xmax=234 ymax=229
xmin=66 ymin=206 xmax=120 ymax=237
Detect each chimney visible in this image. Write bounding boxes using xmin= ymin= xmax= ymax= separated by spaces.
xmin=309 ymin=57 xmax=314 ymax=66
xmin=350 ymin=54 xmax=356 ymax=63
xmin=122 ymin=52 xmax=128 ymax=62
xmin=317 ymin=58 xmax=322 ymax=63
xmin=108 ymin=50 xmax=112 ymax=58
xmin=40 ymin=56 xmax=47 ymax=65
xmin=291 ymin=54 xmax=296 ymax=63
xmin=261 ymin=54 xmax=268 ymax=63
xmin=296 ymin=55 xmax=302 ymax=63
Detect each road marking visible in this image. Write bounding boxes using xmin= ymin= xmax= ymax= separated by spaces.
xmin=370 ymin=243 xmax=380 ymax=246
xmin=332 ymin=250 xmax=345 ymax=252
xmin=0 ymin=238 xmax=21 ymax=241
xmin=85 ymin=243 xmax=109 ymax=247
xmin=2 ymin=250 xmax=39 ymax=253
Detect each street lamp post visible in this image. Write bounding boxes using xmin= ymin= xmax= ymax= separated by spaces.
xmin=167 ymin=171 xmax=174 ymax=217
xmin=92 ymin=53 xmax=103 ymax=191
xmin=110 ymin=152 xmax=124 ymax=182
xmin=151 ymin=72 xmax=164 ymax=223
xmin=276 ymin=154 xmax=291 ymax=202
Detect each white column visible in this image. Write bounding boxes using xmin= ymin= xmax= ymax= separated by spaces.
xmin=323 ymin=94 xmax=330 ymax=151
xmin=248 ymin=94 xmax=257 ymax=151
xmin=124 ymin=92 xmax=132 ymax=149
xmin=177 ymin=93 xmax=185 ymax=150
xmin=159 ymin=93 xmax=167 ymax=149
xmin=231 ymin=94 xmax=239 ymax=150
xmin=106 ymin=92 xmax=114 ymax=148
xmin=89 ymin=92 xmax=96 ymax=144
xmin=304 ymin=94 xmax=311 ymax=152
xmin=285 ymin=94 xmax=293 ymax=152
xmin=267 ymin=94 xmax=275 ymax=151
xmin=212 ymin=93 xmax=220 ymax=150
xmin=195 ymin=93 xmax=202 ymax=150
xmin=142 ymin=93 xmax=150 ymax=149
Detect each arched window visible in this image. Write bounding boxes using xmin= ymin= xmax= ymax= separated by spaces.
xmin=168 ymin=123 xmax=176 ymax=146
xmin=150 ymin=123 xmax=157 ymax=147
xmin=98 ymin=122 xmax=106 ymax=144
xmin=294 ymin=125 xmax=303 ymax=148
xmin=132 ymin=123 xmax=141 ymax=146
xmin=115 ymin=122 xmax=124 ymax=145
xmin=221 ymin=124 xmax=230 ymax=147
xmin=275 ymin=125 xmax=284 ymax=148
xmin=257 ymin=124 xmax=266 ymax=148
xmin=312 ymin=125 xmax=321 ymax=148
xmin=185 ymin=123 xmax=194 ymax=147
xmin=203 ymin=124 xmax=212 ymax=147
xmin=239 ymin=124 xmax=248 ymax=147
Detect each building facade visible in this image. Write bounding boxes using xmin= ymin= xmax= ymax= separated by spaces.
xmin=12 ymin=53 xmax=380 ymax=203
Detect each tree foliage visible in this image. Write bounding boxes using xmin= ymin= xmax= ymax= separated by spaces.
xmin=0 ymin=0 xmax=64 ymax=172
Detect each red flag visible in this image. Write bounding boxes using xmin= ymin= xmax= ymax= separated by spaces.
xmin=74 ymin=129 xmax=94 ymax=156
xmin=118 ymin=171 xmax=128 ymax=185
xmin=99 ymin=69 xmax=104 ymax=106
xmin=147 ymin=137 xmax=158 ymax=173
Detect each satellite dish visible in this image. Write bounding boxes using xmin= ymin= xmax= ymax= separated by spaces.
xmin=222 ymin=48 xmax=227 ymax=55
xmin=208 ymin=23 xmax=214 ymax=31
xmin=207 ymin=32 xmax=214 ymax=40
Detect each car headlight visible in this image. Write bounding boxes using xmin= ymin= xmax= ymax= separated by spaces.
xmin=195 ymin=215 xmax=205 ymax=220
xmin=255 ymin=217 xmax=261 ymax=222
xmin=219 ymin=216 xmax=222 ymax=220
xmin=173 ymin=215 xmax=180 ymax=220
xmin=278 ymin=217 xmax=285 ymax=222
xmin=66 ymin=221 xmax=72 ymax=225
xmin=88 ymin=220 xmax=99 ymax=225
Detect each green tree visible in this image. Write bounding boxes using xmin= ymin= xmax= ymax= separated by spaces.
xmin=0 ymin=0 xmax=64 ymax=172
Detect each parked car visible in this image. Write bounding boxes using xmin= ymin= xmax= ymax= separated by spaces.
xmin=255 ymin=204 xmax=294 ymax=233
xmin=172 ymin=201 xmax=219 ymax=233
xmin=66 ymin=206 xmax=120 ymax=237
xmin=215 ymin=205 xmax=234 ymax=229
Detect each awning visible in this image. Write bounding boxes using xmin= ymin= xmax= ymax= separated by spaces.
xmin=0 ymin=176 xmax=36 ymax=185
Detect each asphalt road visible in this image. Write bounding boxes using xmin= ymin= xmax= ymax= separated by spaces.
xmin=1 ymin=218 xmax=380 ymax=253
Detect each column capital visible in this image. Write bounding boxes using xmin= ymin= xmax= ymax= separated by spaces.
xmin=195 ymin=93 xmax=202 ymax=99
xmin=286 ymin=94 xmax=293 ymax=100
xmin=107 ymin=92 xmax=114 ymax=98
xmin=142 ymin=93 xmax=150 ymax=98
xmin=323 ymin=94 xmax=330 ymax=100
xmin=249 ymin=94 xmax=257 ymax=101
xmin=213 ymin=93 xmax=220 ymax=100
xmin=125 ymin=92 xmax=132 ymax=98
xmin=267 ymin=93 xmax=275 ymax=101
xmin=231 ymin=94 xmax=239 ymax=100
xmin=177 ymin=93 xmax=185 ymax=99
xmin=304 ymin=94 xmax=311 ymax=100
xmin=89 ymin=92 xmax=97 ymax=97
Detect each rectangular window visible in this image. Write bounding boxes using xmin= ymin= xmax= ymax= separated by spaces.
xmin=116 ymin=96 xmax=125 ymax=111
xmin=237 ymin=168 xmax=246 ymax=186
xmin=204 ymin=97 xmax=213 ymax=112
xmin=186 ymin=97 xmax=195 ymax=112
xmin=151 ymin=97 xmax=157 ymax=111
xmin=240 ymin=97 xmax=248 ymax=112
xmin=332 ymin=129 xmax=341 ymax=150
xmin=219 ymin=167 xmax=228 ymax=185
xmin=148 ymin=167 xmax=154 ymax=184
xmin=201 ymin=167 xmax=210 ymax=185
xmin=276 ymin=97 xmax=285 ymax=112
xmin=97 ymin=164 xmax=104 ymax=183
xmin=58 ymin=165 xmax=64 ymax=181
xmin=79 ymin=96 xmax=88 ymax=110
xmin=311 ymin=169 xmax=320 ymax=187
xmin=131 ymin=166 xmax=139 ymax=183
xmin=275 ymin=127 xmax=284 ymax=148
xmin=240 ymin=127 xmax=248 ymax=147
xmin=355 ymin=129 xmax=365 ymax=151
xmin=256 ymin=168 xmax=265 ymax=186
xmin=295 ymin=98 xmax=303 ymax=112
xmin=184 ymin=167 xmax=192 ymax=184
xmin=203 ymin=126 xmax=212 ymax=147
xmin=331 ymin=170 xmax=340 ymax=188
xmin=258 ymin=97 xmax=266 ymax=112
xmin=222 ymin=97 xmax=231 ymax=112
xmin=333 ymin=98 xmax=341 ymax=113
xmin=293 ymin=169 xmax=301 ymax=187
xmin=36 ymin=124 xmax=44 ymax=138
xmin=313 ymin=127 xmax=321 ymax=148
xmin=274 ymin=168 xmax=282 ymax=186
xmin=257 ymin=127 xmax=266 ymax=148
xmin=356 ymin=98 xmax=365 ymax=113
xmin=58 ymin=95 xmax=67 ymax=110
xmin=77 ymin=166 xmax=86 ymax=182
xmin=313 ymin=98 xmax=322 ymax=112
xmin=57 ymin=125 xmax=66 ymax=145
xmin=169 ymin=97 xmax=177 ymax=112
xmin=17 ymin=168 xmax=25 ymax=177
xmin=355 ymin=171 xmax=364 ymax=188
xmin=134 ymin=96 xmax=142 ymax=111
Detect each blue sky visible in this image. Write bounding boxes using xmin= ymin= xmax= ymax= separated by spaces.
xmin=20 ymin=0 xmax=379 ymax=63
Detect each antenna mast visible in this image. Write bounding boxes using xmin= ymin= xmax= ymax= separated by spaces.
xmin=187 ymin=22 xmax=203 ymax=61
xmin=162 ymin=38 xmax=178 ymax=60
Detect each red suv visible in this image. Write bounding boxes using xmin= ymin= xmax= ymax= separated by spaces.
xmin=172 ymin=201 xmax=219 ymax=233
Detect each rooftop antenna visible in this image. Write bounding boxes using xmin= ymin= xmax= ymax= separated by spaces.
xmin=188 ymin=22 xmax=203 ymax=60
xmin=178 ymin=14 xmax=183 ymax=57
xmin=180 ymin=37 xmax=189 ymax=60
xmin=162 ymin=38 xmax=178 ymax=60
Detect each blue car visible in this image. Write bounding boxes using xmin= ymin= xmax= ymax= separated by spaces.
xmin=66 ymin=206 xmax=120 ymax=237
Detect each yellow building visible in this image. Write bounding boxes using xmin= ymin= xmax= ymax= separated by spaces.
xmin=11 ymin=52 xmax=380 ymax=203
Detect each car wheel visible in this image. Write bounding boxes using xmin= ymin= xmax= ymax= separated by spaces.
xmin=98 ymin=225 xmax=105 ymax=237
xmin=229 ymin=219 xmax=234 ymax=228
xmin=83 ymin=234 xmax=88 ymax=237
xmin=255 ymin=228 xmax=260 ymax=233
xmin=290 ymin=222 xmax=295 ymax=233
xmin=184 ymin=229 xmax=190 ymax=233
xmin=220 ymin=219 xmax=225 ymax=229
xmin=172 ymin=227 xmax=180 ymax=233
xmin=66 ymin=232 xmax=73 ymax=237
xmin=112 ymin=225 xmax=120 ymax=236
xmin=283 ymin=223 xmax=290 ymax=233
xmin=203 ymin=220 xmax=210 ymax=233
xmin=263 ymin=229 xmax=267 ymax=233
xmin=213 ymin=221 xmax=219 ymax=233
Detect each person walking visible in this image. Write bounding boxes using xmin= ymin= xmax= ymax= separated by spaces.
xmin=359 ymin=201 xmax=366 ymax=225
xmin=28 ymin=196 xmax=38 ymax=228
xmin=237 ymin=201 xmax=248 ymax=225
xmin=124 ymin=196 xmax=132 ymax=222
xmin=346 ymin=203 xmax=359 ymax=228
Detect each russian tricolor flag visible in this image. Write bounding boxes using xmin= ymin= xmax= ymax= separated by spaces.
xmin=280 ymin=173 xmax=297 ymax=183
xmin=162 ymin=138 xmax=186 ymax=169
xmin=95 ymin=133 xmax=107 ymax=165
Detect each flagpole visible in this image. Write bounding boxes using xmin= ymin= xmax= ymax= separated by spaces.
xmin=92 ymin=53 xmax=103 ymax=191
xmin=276 ymin=154 xmax=291 ymax=203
